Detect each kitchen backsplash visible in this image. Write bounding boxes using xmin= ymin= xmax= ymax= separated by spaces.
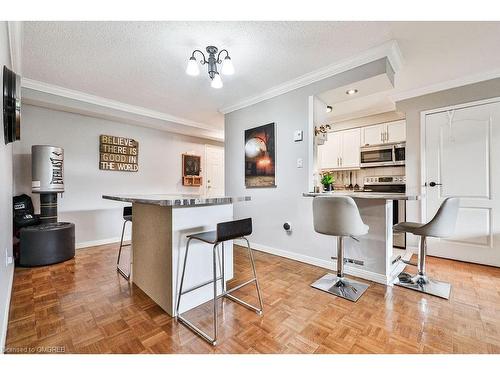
xmin=330 ymin=166 xmax=405 ymax=189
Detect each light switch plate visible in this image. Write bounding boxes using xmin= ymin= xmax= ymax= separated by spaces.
xmin=293 ymin=130 xmax=303 ymax=142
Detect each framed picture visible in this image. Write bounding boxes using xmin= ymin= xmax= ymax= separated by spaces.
xmin=182 ymin=154 xmax=202 ymax=186
xmin=244 ymin=122 xmax=276 ymax=188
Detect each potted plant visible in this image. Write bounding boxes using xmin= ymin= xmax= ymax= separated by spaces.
xmin=321 ymin=173 xmax=335 ymax=192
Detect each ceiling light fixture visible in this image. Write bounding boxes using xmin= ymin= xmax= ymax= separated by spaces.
xmin=326 ymin=105 xmax=333 ymax=113
xmin=346 ymin=89 xmax=358 ymax=95
xmin=186 ymin=46 xmax=234 ymax=89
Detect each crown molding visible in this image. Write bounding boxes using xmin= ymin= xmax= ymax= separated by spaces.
xmin=219 ymin=39 xmax=403 ymax=114
xmin=7 ymin=21 xmax=22 ymax=74
xmin=391 ymin=68 xmax=500 ymax=103
xmin=21 ymin=78 xmax=224 ymax=141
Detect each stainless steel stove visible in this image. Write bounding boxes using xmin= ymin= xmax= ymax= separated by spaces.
xmin=363 ymin=175 xmax=406 ymax=248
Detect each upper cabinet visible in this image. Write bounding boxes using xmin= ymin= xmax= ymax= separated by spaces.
xmin=318 ymin=128 xmax=360 ymax=170
xmin=361 ymin=120 xmax=406 ymax=146
xmin=386 ymin=120 xmax=406 ymax=143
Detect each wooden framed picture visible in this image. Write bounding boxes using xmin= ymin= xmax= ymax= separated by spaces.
xmin=182 ymin=154 xmax=202 ymax=186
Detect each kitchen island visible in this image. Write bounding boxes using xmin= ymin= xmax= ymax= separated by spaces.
xmin=102 ymin=194 xmax=250 ymax=316
xmin=303 ymin=191 xmax=420 ymax=284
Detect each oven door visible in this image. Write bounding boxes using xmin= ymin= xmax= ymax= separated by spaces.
xmin=360 ymin=145 xmax=394 ymax=167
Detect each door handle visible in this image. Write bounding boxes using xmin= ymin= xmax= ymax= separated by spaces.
xmin=428 ymin=181 xmax=442 ymax=187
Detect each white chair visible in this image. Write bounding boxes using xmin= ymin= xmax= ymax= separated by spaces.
xmin=393 ymin=197 xmax=460 ymax=299
xmin=312 ymin=196 xmax=370 ymax=302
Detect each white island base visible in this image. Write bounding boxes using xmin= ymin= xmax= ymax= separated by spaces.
xmin=131 ymin=202 xmax=234 ymax=316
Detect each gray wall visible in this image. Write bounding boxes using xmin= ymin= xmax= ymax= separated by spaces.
xmin=396 ymin=77 xmax=500 ymax=245
xmin=0 ymin=21 xmax=14 ymax=352
xmin=14 ymin=105 xmax=223 ymax=246
xmin=225 ymin=60 xmax=391 ymax=263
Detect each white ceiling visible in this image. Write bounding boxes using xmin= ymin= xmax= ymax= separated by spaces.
xmin=22 ymin=21 xmax=500 ymax=131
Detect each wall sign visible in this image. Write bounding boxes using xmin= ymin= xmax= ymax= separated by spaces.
xmin=99 ymin=135 xmax=139 ymax=172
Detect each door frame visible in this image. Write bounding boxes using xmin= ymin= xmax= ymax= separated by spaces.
xmin=419 ymin=96 xmax=500 ymax=223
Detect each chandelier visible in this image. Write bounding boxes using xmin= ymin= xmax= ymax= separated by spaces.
xmin=185 ymin=46 xmax=234 ymax=89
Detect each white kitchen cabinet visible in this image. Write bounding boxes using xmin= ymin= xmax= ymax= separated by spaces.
xmin=318 ymin=131 xmax=341 ymax=169
xmin=340 ymin=128 xmax=361 ymax=169
xmin=361 ymin=124 xmax=386 ymax=146
xmin=386 ymin=120 xmax=406 ymax=143
xmin=318 ymin=128 xmax=360 ymax=170
xmin=361 ymin=120 xmax=406 ymax=146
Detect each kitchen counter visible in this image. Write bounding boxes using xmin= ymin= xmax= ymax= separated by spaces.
xmin=102 ymin=194 xmax=248 ymax=316
xmin=103 ymin=194 xmax=251 ymax=207
xmin=303 ymin=191 xmax=420 ymax=200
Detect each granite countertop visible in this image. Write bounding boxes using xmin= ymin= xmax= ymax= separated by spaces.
xmin=102 ymin=194 xmax=251 ymax=207
xmin=302 ymin=191 xmax=421 ymax=200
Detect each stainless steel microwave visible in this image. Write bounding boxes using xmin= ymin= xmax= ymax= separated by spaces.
xmin=360 ymin=142 xmax=405 ymax=168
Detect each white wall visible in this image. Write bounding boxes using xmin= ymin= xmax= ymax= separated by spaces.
xmin=13 ymin=105 xmax=223 ymax=247
xmin=225 ymin=60 xmax=392 ymax=270
xmin=0 ymin=21 xmax=14 ymax=353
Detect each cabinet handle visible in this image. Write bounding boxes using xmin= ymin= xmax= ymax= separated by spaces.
xmin=340 ymin=157 xmax=342 ymax=166
xmin=380 ymin=132 xmax=383 ymax=142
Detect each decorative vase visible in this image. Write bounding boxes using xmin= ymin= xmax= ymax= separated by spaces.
xmin=323 ymin=184 xmax=333 ymax=192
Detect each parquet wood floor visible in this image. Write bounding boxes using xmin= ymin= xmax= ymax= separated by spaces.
xmin=5 ymin=243 xmax=500 ymax=354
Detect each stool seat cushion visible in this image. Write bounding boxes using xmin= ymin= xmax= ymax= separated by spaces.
xmin=393 ymin=221 xmax=423 ymax=234
xmin=187 ymin=230 xmax=218 ymax=244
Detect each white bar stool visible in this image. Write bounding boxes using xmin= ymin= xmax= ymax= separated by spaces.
xmin=393 ymin=197 xmax=460 ymax=299
xmin=311 ymin=196 xmax=370 ymax=302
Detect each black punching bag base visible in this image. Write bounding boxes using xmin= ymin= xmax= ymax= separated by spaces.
xmin=19 ymin=222 xmax=75 ymax=267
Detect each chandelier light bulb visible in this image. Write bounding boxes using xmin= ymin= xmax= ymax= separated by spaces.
xmin=211 ymin=73 xmax=223 ymax=89
xmin=221 ymin=56 xmax=235 ymax=75
xmin=186 ymin=57 xmax=200 ymax=76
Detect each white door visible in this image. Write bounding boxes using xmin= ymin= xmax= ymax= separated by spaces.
xmin=362 ymin=124 xmax=385 ymax=146
xmin=340 ymin=128 xmax=361 ymax=169
xmin=386 ymin=120 xmax=406 ymax=143
xmin=319 ymin=132 xmax=341 ymax=169
xmin=205 ymin=145 xmax=225 ymax=197
xmin=424 ymin=100 xmax=500 ymax=266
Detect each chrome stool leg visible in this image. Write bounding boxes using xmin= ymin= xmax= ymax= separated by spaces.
xmin=177 ymin=237 xmax=265 ymax=346
xmin=222 ymin=237 xmax=264 ymax=314
xmin=117 ymin=219 xmax=131 ymax=280
xmin=394 ymin=236 xmax=451 ymax=299
xmin=176 ymin=239 xmax=219 ymax=346
xmin=311 ymin=236 xmax=369 ymax=302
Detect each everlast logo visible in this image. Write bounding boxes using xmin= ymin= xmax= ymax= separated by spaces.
xmin=50 ymin=151 xmax=64 ymax=185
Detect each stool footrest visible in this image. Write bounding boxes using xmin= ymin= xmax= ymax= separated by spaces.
xmin=180 ymin=276 xmax=224 ymax=296
xmin=223 ymin=278 xmax=256 ymax=295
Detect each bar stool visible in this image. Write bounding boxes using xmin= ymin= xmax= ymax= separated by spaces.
xmin=393 ymin=197 xmax=459 ymax=299
xmin=117 ymin=206 xmax=132 ymax=280
xmin=176 ymin=217 xmax=263 ymax=346
xmin=311 ymin=196 xmax=370 ymax=302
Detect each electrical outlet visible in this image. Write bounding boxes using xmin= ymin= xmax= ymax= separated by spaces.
xmin=296 ymin=158 xmax=303 ymax=168
xmin=5 ymin=247 xmax=12 ymax=266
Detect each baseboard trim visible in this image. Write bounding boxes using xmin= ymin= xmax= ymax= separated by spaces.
xmin=76 ymin=236 xmax=130 ymax=249
xmin=1 ymin=264 xmax=14 ymax=354
xmin=234 ymin=239 xmax=389 ymax=285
